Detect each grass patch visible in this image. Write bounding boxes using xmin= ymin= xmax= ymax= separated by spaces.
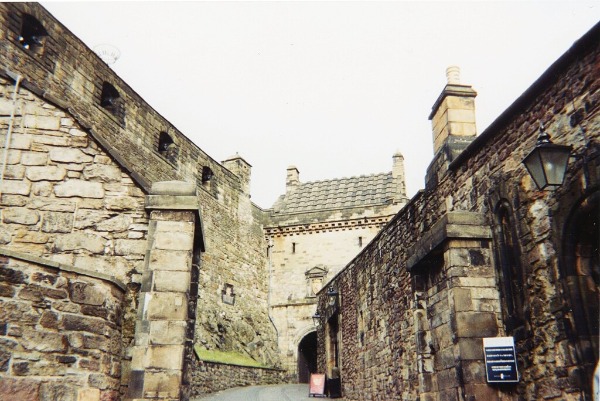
xmin=194 ymin=345 xmax=267 ymax=368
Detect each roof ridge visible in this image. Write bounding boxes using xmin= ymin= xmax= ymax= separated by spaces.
xmin=299 ymin=171 xmax=392 ymax=186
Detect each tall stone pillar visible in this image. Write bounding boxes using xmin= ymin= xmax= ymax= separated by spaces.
xmin=127 ymin=181 xmax=204 ymax=401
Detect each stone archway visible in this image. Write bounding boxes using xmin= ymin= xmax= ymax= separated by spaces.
xmin=297 ymin=331 xmax=318 ymax=383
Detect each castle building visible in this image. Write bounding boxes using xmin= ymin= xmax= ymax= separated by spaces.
xmin=0 ymin=3 xmax=597 ymax=401
xmin=0 ymin=3 xmax=407 ymax=400
xmin=265 ymin=158 xmax=407 ymax=379
xmin=315 ymin=21 xmax=599 ymax=401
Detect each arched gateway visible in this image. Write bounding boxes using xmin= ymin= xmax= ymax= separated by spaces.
xmin=297 ymin=331 xmax=318 ymax=383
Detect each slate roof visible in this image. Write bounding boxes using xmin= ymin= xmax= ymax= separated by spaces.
xmin=271 ymin=172 xmax=397 ymax=214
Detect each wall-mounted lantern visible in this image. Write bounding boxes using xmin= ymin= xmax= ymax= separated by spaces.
xmin=327 ymin=286 xmax=339 ymax=307
xmin=523 ymin=124 xmax=572 ymax=190
xmin=312 ymin=312 xmax=321 ymax=327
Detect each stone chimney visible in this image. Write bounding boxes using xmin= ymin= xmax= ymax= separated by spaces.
xmin=392 ymin=151 xmax=407 ymax=202
xmin=222 ymin=153 xmax=252 ymax=195
xmin=286 ymin=166 xmax=300 ymax=191
xmin=428 ymin=66 xmax=477 ymax=157
xmin=425 ymin=67 xmax=477 ymax=189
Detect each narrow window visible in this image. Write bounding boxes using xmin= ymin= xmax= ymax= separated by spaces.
xmin=202 ymin=166 xmax=213 ymax=183
xmin=292 ymin=242 xmax=296 ymax=254
xmin=358 ymin=236 xmax=363 ymax=247
xmin=494 ymin=201 xmax=526 ymax=335
xmin=158 ymin=131 xmax=174 ymax=153
xmin=19 ymin=14 xmax=47 ymax=54
xmin=100 ymin=82 xmax=120 ymax=113
xmin=158 ymin=132 xmax=177 ymax=163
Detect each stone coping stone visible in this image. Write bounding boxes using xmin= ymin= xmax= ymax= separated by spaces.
xmin=0 ymin=247 xmax=126 ymax=291
xmin=150 ymin=181 xmax=196 ymax=196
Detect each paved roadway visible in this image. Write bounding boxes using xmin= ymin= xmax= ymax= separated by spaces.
xmin=191 ymin=384 xmax=327 ymax=401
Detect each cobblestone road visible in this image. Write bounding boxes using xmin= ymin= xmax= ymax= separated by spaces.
xmin=191 ymin=384 xmax=330 ymax=401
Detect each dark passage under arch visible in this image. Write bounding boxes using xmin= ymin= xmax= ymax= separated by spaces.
xmin=297 ymin=331 xmax=318 ymax=383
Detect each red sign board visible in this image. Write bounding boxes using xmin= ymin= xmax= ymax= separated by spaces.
xmin=309 ymin=373 xmax=326 ymax=397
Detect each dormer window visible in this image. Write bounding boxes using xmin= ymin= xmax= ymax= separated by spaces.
xmin=19 ymin=14 xmax=47 ymax=55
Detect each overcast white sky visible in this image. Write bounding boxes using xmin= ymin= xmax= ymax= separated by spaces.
xmin=42 ymin=1 xmax=599 ymax=208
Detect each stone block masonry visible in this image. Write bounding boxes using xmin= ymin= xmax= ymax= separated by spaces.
xmin=127 ymin=181 xmax=202 ymax=401
xmin=0 ymin=251 xmax=126 ymax=401
xmin=316 ymin=23 xmax=600 ymax=401
xmin=189 ymin=359 xmax=287 ymax=397
xmin=0 ymin=3 xmax=282 ymax=399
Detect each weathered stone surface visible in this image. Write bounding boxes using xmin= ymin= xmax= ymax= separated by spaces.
xmin=3 ymin=165 xmax=25 ymax=179
xmin=82 ymin=164 xmax=122 ymax=182
xmin=114 ymin=239 xmax=146 ymax=256
xmin=154 ymin=231 xmax=193 ymax=251
xmin=32 ymin=181 xmax=54 ymax=196
xmin=21 ymin=151 xmax=48 ymax=166
xmin=39 ymin=381 xmax=78 ymax=401
xmin=0 ymin=133 xmax=32 ymax=150
xmin=141 ymin=371 xmax=181 ymax=398
xmin=26 ymin=165 xmax=67 ymax=181
xmin=145 ymin=293 xmax=187 ymax=321
xmin=105 ymin=196 xmax=140 ymax=210
xmin=95 ymin=214 xmax=130 ymax=232
xmin=0 ymin=378 xmax=40 ymax=401
xmin=24 ymin=115 xmax=61 ymax=131
xmin=0 ymin=267 xmax=28 ymax=284
xmin=53 ymin=233 xmax=105 ymax=254
xmin=153 ymin=271 xmax=190 ymax=293
xmin=1 ymin=179 xmax=31 ymax=195
xmin=454 ymin=312 xmax=498 ymax=338
xmin=41 ymin=212 xmax=74 ymax=233
xmin=2 ymin=207 xmax=40 ymax=225
xmin=0 ymin=226 xmax=12 ymax=244
xmin=62 ymin=314 xmax=106 ymax=336
xmin=76 ymin=387 xmax=100 ymax=401
xmin=20 ymin=330 xmax=68 ymax=353
xmin=49 ymin=148 xmax=94 ymax=164
xmin=146 ymin=345 xmax=184 ymax=370
xmin=148 ymin=250 xmax=191 ymax=271
xmin=70 ymin=282 xmax=109 ymax=306
xmin=54 ymin=180 xmax=104 ymax=198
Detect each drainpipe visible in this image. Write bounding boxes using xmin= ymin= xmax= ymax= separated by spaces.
xmin=0 ymin=72 xmax=23 ymax=199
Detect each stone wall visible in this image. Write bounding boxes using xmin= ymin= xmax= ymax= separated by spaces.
xmin=317 ymin=23 xmax=599 ymax=401
xmin=0 ymin=252 xmax=126 ymax=401
xmin=0 ymin=3 xmax=281 ymax=387
xmin=189 ymin=358 xmax=287 ymax=397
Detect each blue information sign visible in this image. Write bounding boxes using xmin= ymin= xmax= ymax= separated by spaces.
xmin=483 ymin=337 xmax=519 ymax=383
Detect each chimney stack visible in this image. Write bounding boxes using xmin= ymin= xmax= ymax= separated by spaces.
xmin=428 ymin=66 xmax=477 ymax=156
xmin=392 ymin=151 xmax=407 ymax=202
xmin=286 ymin=166 xmax=300 ymax=191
